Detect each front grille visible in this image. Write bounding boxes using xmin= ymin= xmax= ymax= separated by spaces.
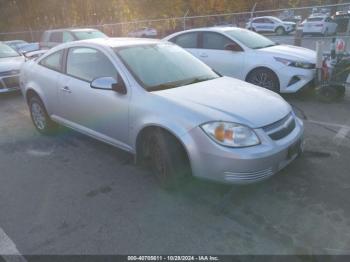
xmin=263 ymin=113 xmax=296 ymax=140
xmin=224 ymin=168 xmax=274 ymax=182
xmin=2 ymin=76 xmax=19 ymax=89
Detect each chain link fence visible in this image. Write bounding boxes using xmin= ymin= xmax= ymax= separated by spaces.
xmin=1 ymin=2 xmax=350 ymax=45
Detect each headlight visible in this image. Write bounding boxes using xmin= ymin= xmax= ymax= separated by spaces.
xmin=201 ymin=122 xmax=260 ymax=148
xmin=274 ymin=57 xmax=315 ymax=69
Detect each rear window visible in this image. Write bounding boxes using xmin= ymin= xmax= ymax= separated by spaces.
xmin=172 ymin=33 xmax=198 ymax=48
xmin=71 ymin=30 xmax=107 ymax=40
xmin=49 ymin=32 xmax=63 ymax=42
xmin=39 ymin=50 xmax=64 ymax=72
xmin=307 ymin=17 xmax=324 ymax=22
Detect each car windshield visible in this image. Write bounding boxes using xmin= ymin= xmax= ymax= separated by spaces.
xmin=115 ymin=43 xmax=219 ymax=91
xmin=225 ymin=29 xmax=277 ymax=49
xmin=72 ymin=30 xmax=107 ymax=40
xmin=0 ymin=43 xmax=20 ymax=58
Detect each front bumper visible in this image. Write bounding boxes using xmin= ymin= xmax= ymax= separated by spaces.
xmin=182 ymin=116 xmax=304 ymax=184
xmin=0 ymin=74 xmax=20 ymax=93
xmin=278 ymin=66 xmax=316 ymax=93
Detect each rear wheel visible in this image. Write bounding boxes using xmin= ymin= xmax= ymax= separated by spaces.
xmin=246 ymin=68 xmax=280 ymax=93
xmin=28 ymin=95 xmax=58 ymax=135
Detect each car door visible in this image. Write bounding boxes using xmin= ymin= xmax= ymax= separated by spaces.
xmin=264 ymin=18 xmax=277 ymax=32
xmin=252 ymin=18 xmax=269 ymax=32
xmin=196 ymin=31 xmax=245 ymax=79
xmin=57 ymin=46 xmax=131 ymax=149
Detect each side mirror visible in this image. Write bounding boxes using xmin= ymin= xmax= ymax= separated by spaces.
xmin=224 ymin=43 xmax=243 ymax=52
xmin=91 ymin=76 xmax=127 ymax=94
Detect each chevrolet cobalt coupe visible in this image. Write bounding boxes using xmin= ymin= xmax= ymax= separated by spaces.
xmin=20 ymin=38 xmax=304 ymax=187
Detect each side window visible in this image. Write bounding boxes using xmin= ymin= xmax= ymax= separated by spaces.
xmin=253 ymin=18 xmax=264 ymax=23
xmin=39 ymin=50 xmax=64 ymax=72
xmin=173 ymin=33 xmax=198 ymax=48
xmin=66 ymin=47 xmax=118 ymax=82
xmin=265 ymin=18 xmax=274 ymax=24
xmin=63 ymin=32 xmax=75 ymax=43
xmin=49 ymin=32 xmax=63 ymax=42
xmin=202 ymin=32 xmax=233 ymax=50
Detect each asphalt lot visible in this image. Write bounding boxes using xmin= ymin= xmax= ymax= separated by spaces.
xmin=0 ymin=89 xmax=350 ymax=256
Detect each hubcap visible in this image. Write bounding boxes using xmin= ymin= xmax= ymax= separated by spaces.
xmin=31 ymin=102 xmax=46 ymax=130
xmin=250 ymin=72 xmax=275 ymax=90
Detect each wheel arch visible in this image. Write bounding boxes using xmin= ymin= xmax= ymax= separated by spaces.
xmin=245 ymin=66 xmax=281 ymax=90
xmin=135 ymin=124 xmax=192 ymax=174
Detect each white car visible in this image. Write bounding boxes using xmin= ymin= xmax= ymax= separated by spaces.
xmin=127 ymin=27 xmax=158 ymax=38
xmin=246 ymin=16 xmax=296 ymax=35
xmin=164 ymin=27 xmax=316 ymax=93
xmin=0 ymin=43 xmax=25 ymax=93
xmin=301 ymin=15 xmax=337 ymax=36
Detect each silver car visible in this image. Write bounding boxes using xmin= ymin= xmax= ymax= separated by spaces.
xmin=20 ymin=38 xmax=304 ymax=187
xmin=0 ymin=43 xmax=25 ymax=93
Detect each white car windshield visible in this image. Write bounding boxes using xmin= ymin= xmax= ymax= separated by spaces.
xmin=115 ymin=43 xmax=219 ymax=91
xmin=0 ymin=43 xmax=20 ymax=58
xmin=225 ymin=29 xmax=277 ymax=49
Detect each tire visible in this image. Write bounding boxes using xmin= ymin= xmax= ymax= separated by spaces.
xmin=275 ymin=26 xmax=285 ymax=36
xmin=143 ymin=129 xmax=190 ymax=189
xmin=246 ymin=68 xmax=280 ymax=93
xmin=28 ymin=95 xmax=58 ymax=135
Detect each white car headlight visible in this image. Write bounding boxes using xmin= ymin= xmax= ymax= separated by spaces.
xmin=274 ymin=57 xmax=315 ymax=69
xmin=201 ymin=122 xmax=260 ymax=147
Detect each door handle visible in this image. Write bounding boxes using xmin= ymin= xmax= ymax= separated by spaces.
xmin=61 ymin=86 xmax=72 ymax=93
xmin=199 ymin=53 xmax=208 ymax=58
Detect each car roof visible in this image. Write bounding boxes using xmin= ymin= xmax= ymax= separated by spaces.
xmin=54 ymin=37 xmax=161 ymax=49
xmin=44 ymin=28 xmax=99 ymax=33
xmin=253 ymin=16 xmax=280 ymax=20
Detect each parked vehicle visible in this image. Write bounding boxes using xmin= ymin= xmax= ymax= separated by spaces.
xmin=246 ymin=16 xmax=296 ymax=35
xmin=164 ymin=27 xmax=316 ymax=93
xmin=0 ymin=43 xmax=25 ymax=93
xmin=39 ymin=28 xmax=108 ymax=49
xmin=301 ymin=15 xmax=337 ymax=36
xmin=127 ymin=27 xmax=158 ymax=38
xmin=5 ymin=40 xmax=39 ymax=54
xmin=20 ymin=38 xmax=304 ymax=186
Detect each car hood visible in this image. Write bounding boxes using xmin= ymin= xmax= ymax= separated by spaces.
xmin=283 ymin=21 xmax=296 ymax=26
xmin=0 ymin=56 xmax=25 ymax=72
xmin=259 ymin=44 xmax=316 ymax=63
xmin=153 ymin=77 xmax=291 ymax=128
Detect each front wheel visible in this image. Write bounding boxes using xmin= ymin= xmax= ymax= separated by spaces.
xmin=29 ymin=95 xmax=58 ymax=135
xmin=246 ymin=68 xmax=280 ymax=93
xmin=145 ymin=130 xmax=190 ymax=189
xmin=275 ymin=26 xmax=285 ymax=35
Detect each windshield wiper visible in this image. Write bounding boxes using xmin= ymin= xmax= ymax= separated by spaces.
xmin=147 ymin=76 xmax=217 ymax=92
xmin=183 ymin=76 xmax=217 ymax=85
xmin=147 ymin=83 xmax=179 ymax=92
